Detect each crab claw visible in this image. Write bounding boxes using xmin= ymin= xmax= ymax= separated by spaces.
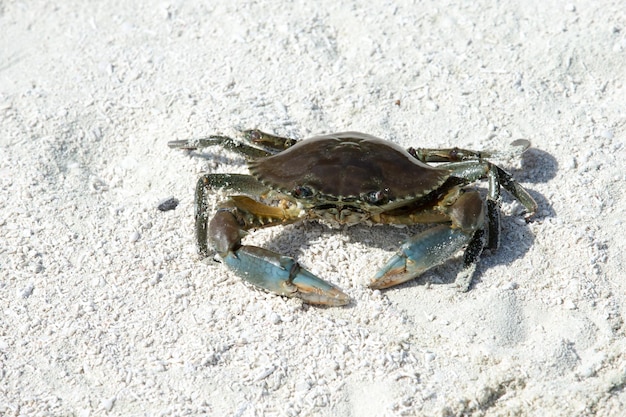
xmin=223 ymin=246 xmax=350 ymax=306
xmin=369 ymin=225 xmax=472 ymax=290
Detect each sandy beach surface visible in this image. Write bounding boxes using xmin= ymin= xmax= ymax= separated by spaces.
xmin=2 ymin=1 xmax=625 ymax=415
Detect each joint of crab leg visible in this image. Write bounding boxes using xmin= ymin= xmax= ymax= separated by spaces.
xmin=208 ymin=208 xmax=245 ymax=256
xmin=494 ymin=166 xmax=538 ymax=217
xmin=223 ymin=246 xmax=350 ymax=306
xmin=369 ymin=225 xmax=472 ymax=290
xmin=241 ymin=129 xmax=298 ymax=151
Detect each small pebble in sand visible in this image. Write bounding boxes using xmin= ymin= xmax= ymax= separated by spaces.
xmin=157 ymin=196 xmax=180 ymax=211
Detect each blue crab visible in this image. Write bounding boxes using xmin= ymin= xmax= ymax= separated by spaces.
xmin=169 ymin=130 xmax=537 ymax=306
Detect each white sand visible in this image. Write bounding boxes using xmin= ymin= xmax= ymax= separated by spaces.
xmin=2 ymin=1 xmax=625 ymax=415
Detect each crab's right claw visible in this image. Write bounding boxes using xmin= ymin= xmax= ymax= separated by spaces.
xmin=222 ymin=246 xmax=350 ymax=306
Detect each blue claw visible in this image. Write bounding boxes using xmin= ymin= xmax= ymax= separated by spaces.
xmin=369 ymin=225 xmax=472 ymax=290
xmin=223 ymin=246 xmax=350 ymax=306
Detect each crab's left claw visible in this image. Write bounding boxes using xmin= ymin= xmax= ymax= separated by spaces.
xmin=223 ymin=246 xmax=350 ymax=306
xmin=369 ymin=225 xmax=473 ymax=290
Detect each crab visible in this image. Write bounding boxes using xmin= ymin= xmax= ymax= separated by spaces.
xmin=168 ymin=130 xmax=537 ymax=306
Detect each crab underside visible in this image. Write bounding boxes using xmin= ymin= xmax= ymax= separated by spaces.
xmin=169 ymin=129 xmax=537 ymax=306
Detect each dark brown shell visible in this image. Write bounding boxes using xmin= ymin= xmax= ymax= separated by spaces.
xmin=248 ymin=132 xmax=450 ymax=203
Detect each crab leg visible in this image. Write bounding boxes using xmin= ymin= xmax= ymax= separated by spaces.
xmin=409 ymin=139 xmax=531 ymax=163
xmin=239 ymin=129 xmax=298 ymax=152
xmin=410 ymin=140 xmax=536 ymax=242
xmin=168 ymin=136 xmax=271 ymax=158
xmin=168 ymin=130 xmax=297 ymax=157
xmin=413 ymin=140 xmax=537 ymax=217
xmin=443 ymin=159 xmax=530 ymax=208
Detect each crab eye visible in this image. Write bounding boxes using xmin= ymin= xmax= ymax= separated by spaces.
xmin=364 ymin=189 xmax=388 ymax=204
xmin=292 ymin=185 xmax=314 ymax=199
